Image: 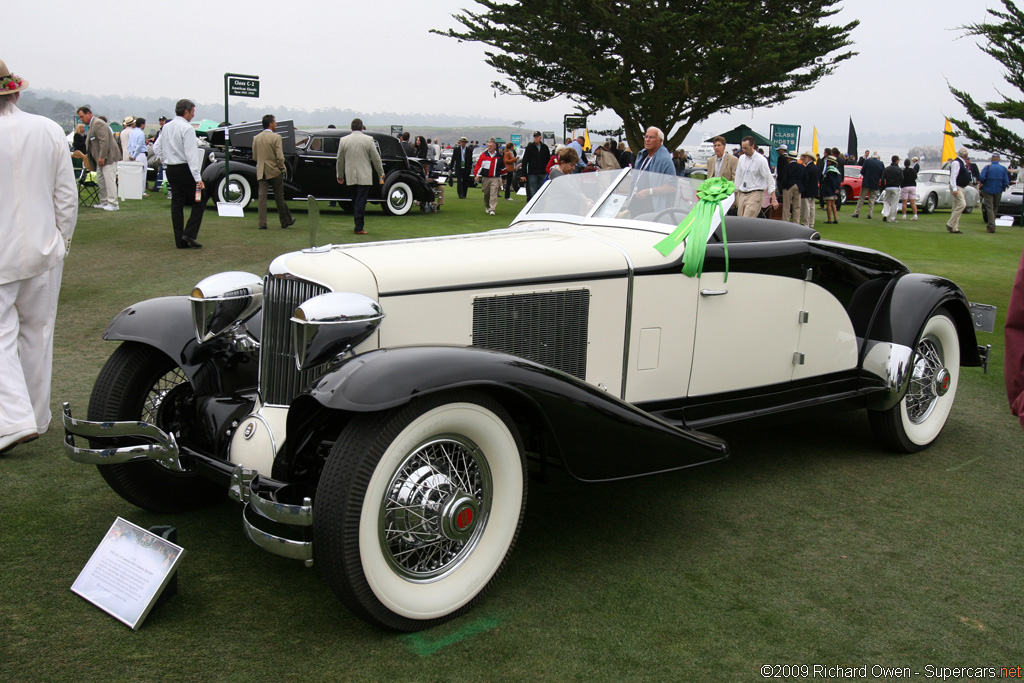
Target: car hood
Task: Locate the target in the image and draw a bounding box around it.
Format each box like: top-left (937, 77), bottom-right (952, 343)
top-left (269, 225), bottom-right (639, 297)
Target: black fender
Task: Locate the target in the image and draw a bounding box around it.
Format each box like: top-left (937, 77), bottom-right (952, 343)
top-left (102, 296), bottom-right (261, 396)
top-left (200, 160), bottom-right (258, 187)
top-left (385, 169), bottom-right (435, 202)
top-left (285, 346), bottom-right (729, 483)
top-left (865, 273), bottom-right (981, 366)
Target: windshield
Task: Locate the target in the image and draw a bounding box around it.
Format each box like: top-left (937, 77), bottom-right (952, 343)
top-left (522, 169), bottom-right (703, 228)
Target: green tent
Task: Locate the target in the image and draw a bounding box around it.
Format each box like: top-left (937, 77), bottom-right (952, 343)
top-left (194, 119), bottom-right (220, 133)
top-left (705, 124), bottom-right (772, 147)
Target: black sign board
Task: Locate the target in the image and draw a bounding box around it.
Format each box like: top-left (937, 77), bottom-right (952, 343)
top-left (228, 77), bottom-right (260, 98)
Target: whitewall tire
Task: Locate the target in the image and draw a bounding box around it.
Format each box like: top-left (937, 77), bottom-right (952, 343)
top-left (869, 311), bottom-right (960, 453)
top-left (314, 391), bottom-right (526, 631)
top-left (216, 173), bottom-right (253, 209)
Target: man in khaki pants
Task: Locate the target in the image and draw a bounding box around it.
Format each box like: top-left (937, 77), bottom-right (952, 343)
top-left (253, 114), bottom-right (294, 230)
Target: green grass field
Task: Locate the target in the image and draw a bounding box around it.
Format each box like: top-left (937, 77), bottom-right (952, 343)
top-left (2, 186), bottom-right (1022, 682)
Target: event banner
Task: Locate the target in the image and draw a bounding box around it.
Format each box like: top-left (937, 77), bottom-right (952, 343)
top-left (769, 124), bottom-right (801, 167)
top-left (71, 517), bottom-right (185, 630)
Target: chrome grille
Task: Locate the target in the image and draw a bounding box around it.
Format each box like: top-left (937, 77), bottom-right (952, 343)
top-left (472, 290), bottom-right (589, 380)
top-left (259, 276), bottom-right (329, 405)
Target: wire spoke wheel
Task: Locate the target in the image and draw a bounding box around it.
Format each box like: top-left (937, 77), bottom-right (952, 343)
top-left (869, 310), bottom-right (959, 453)
top-left (381, 437), bottom-right (491, 581)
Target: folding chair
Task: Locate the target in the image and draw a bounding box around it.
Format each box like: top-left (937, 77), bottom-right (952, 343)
top-left (77, 165), bottom-right (100, 207)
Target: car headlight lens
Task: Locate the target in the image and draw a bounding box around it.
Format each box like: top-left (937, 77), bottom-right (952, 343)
top-left (189, 271), bottom-right (264, 343)
top-left (290, 292), bottom-right (384, 370)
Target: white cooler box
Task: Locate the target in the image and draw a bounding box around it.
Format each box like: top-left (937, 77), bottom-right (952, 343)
top-left (116, 162), bottom-right (147, 200)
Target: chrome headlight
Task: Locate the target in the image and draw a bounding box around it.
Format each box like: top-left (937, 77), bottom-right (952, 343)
top-left (189, 271), bottom-right (264, 343)
top-left (290, 292), bottom-right (384, 370)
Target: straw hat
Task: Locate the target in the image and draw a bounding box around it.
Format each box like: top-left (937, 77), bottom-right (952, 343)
top-left (0, 58), bottom-right (28, 95)
top-left (123, 115), bottom-right (136, 127)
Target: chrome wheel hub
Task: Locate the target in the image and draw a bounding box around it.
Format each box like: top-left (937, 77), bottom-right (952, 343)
top-left (906, 336), bottom-right (946, 424)
top-left (380, 436), bottom-right (491, 581)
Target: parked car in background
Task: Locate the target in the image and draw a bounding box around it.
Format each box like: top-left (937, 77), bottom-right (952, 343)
top-left (840, 165), bottom-right (863, 205)
top-left (62, 168), bottom-right (985, 632)
top-left (981, 180), bottom-right (1023, 226)
top-left (916, 169), bottom-right (979, 214)
top-left (201, 122), bottom-right (436, 216)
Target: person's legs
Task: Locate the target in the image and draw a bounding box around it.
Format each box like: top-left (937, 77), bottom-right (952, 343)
top-left (97, 163), bottom-right (118, 207)
top-left (183, 182), bottom-right (206, 241)
top-left (865, 189), bottom-right (877, 218)
top-left (527, 174), bottom-right (543, 199)
top-left (0, 278), bottom-right (36, 449)
top-left (947, 189), bottom-right (966, 231)
top-left (271, 174), bottom-right (293, 227)
top-left (166, 165), bottom-right (189, 246)
top-left (258, 178), bottom-right (270, 228)
top-left (353, 184), bottom-right (370, 232)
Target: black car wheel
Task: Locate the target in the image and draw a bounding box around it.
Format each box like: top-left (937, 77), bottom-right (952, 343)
top-left (88, 342), bottom-right (224, 513)
top-left (868, 310), bottom-right (960, 453)
top-left (313, 390), bottom-right (526, 631)
top-left (381, 178), bottom-right (414, 216)
top-left (923, 193), bottom-right (938, 214)
top-left (216, 173), bottom-right (253, 209)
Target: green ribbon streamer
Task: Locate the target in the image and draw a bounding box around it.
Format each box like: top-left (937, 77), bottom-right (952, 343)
top-left (653, 177), bottom-right (733, 282)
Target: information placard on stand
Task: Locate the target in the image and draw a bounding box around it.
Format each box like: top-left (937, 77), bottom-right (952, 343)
top-left (71, 517), bottom-right (185, 630)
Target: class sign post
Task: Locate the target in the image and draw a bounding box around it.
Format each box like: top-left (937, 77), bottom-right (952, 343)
top-left (228, 76), bottom-right (260, 98)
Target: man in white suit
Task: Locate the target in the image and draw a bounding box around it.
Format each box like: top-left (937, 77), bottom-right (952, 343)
top-left (336, 118), bottom-right (384, 235)
top-left (0, 59), bottom-right (78, 454)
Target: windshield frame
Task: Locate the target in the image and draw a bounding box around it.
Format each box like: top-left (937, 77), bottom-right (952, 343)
top-left (510, 168), bottom-right (705, 234)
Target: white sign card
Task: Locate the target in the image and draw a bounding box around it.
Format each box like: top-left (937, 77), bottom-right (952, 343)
top-left (71, 517), bottom-right (185, 630)
top-left (216, 202), bottom-right (245, 218)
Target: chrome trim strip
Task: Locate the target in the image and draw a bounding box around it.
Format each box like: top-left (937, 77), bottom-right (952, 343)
top-left (862, 340), bottom-right (915, 410)
top-left (242, 504), bottom-right (313, 562)
top-left (62, 403), bottom-right (184, 471)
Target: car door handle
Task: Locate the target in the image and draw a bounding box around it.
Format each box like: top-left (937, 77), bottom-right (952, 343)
top-left (700, 289), bottom-right (728, 297)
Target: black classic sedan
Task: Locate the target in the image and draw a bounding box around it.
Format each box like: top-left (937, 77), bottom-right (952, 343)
top-left (201, 123), bottom-right (436, 216)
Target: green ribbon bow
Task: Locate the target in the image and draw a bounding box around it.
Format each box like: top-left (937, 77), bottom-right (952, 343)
top-left (653, 177), bottom-right (733, 281)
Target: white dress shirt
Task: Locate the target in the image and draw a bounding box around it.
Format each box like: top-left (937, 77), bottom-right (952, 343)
top-left (154, 116), bottom-right (202, 181)
top-left (0, 106), bottom-right (78, 284)
top-left (734, 152), bottom-right (776, 194)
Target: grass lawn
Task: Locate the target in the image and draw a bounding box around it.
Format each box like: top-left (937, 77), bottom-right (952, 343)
top-left (2, 186), bottom-right (1022, 682)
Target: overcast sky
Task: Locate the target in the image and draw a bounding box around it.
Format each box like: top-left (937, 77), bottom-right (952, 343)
top-left (6, 0), bottom-right (1013, 149)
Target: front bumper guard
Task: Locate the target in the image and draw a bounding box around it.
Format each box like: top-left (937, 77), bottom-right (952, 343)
top-left (231, 466), bottom-right (314, 566)
top-left (63, 402), bottom-right (314, 566)
top-left (61, 402), bottom-right (185, 472)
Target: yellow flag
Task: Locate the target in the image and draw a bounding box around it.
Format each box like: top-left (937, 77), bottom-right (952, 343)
top-left (812, 127), bottom-right (819, 157)
top-left (583, 129), bottom-right (592, 152)
top-left (942, 118), bottom-right (957, 163)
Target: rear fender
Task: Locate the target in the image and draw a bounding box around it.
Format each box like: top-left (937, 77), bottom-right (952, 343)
top-left (866, 274), bottom-right (981, 365)
top-left (284, 346), bottom-right (729, 483)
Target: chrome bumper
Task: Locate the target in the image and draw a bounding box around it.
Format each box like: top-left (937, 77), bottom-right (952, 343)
top-left (61, 402), bottom-right (185, 472)
top-left (64, 401), bottom-right (314, 566)
top-left (230, 465), bottom-right (314, 566)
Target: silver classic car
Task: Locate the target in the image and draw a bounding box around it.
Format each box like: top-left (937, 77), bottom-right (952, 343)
top-left (63, 169), bottom-right (984, 631)
top-left (916, 169), bottom-right (979, 214)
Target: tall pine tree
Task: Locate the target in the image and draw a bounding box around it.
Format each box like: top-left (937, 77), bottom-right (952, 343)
top-left (434, 0), bottom-right (857, 152)
top-left (949, 0), bottom-right (1024, 163)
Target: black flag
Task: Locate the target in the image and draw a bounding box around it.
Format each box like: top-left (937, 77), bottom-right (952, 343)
top-left (847, 118), bottom-right (858, 159)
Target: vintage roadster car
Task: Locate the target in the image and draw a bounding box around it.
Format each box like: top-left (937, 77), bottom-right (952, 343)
top-left (63, 169), bottom-right (984, 631)
top-left (201, 122), bottom-right (436, 216)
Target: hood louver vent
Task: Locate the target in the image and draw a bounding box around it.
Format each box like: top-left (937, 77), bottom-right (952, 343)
top-left (472, 289), bottom-right (589, 380)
